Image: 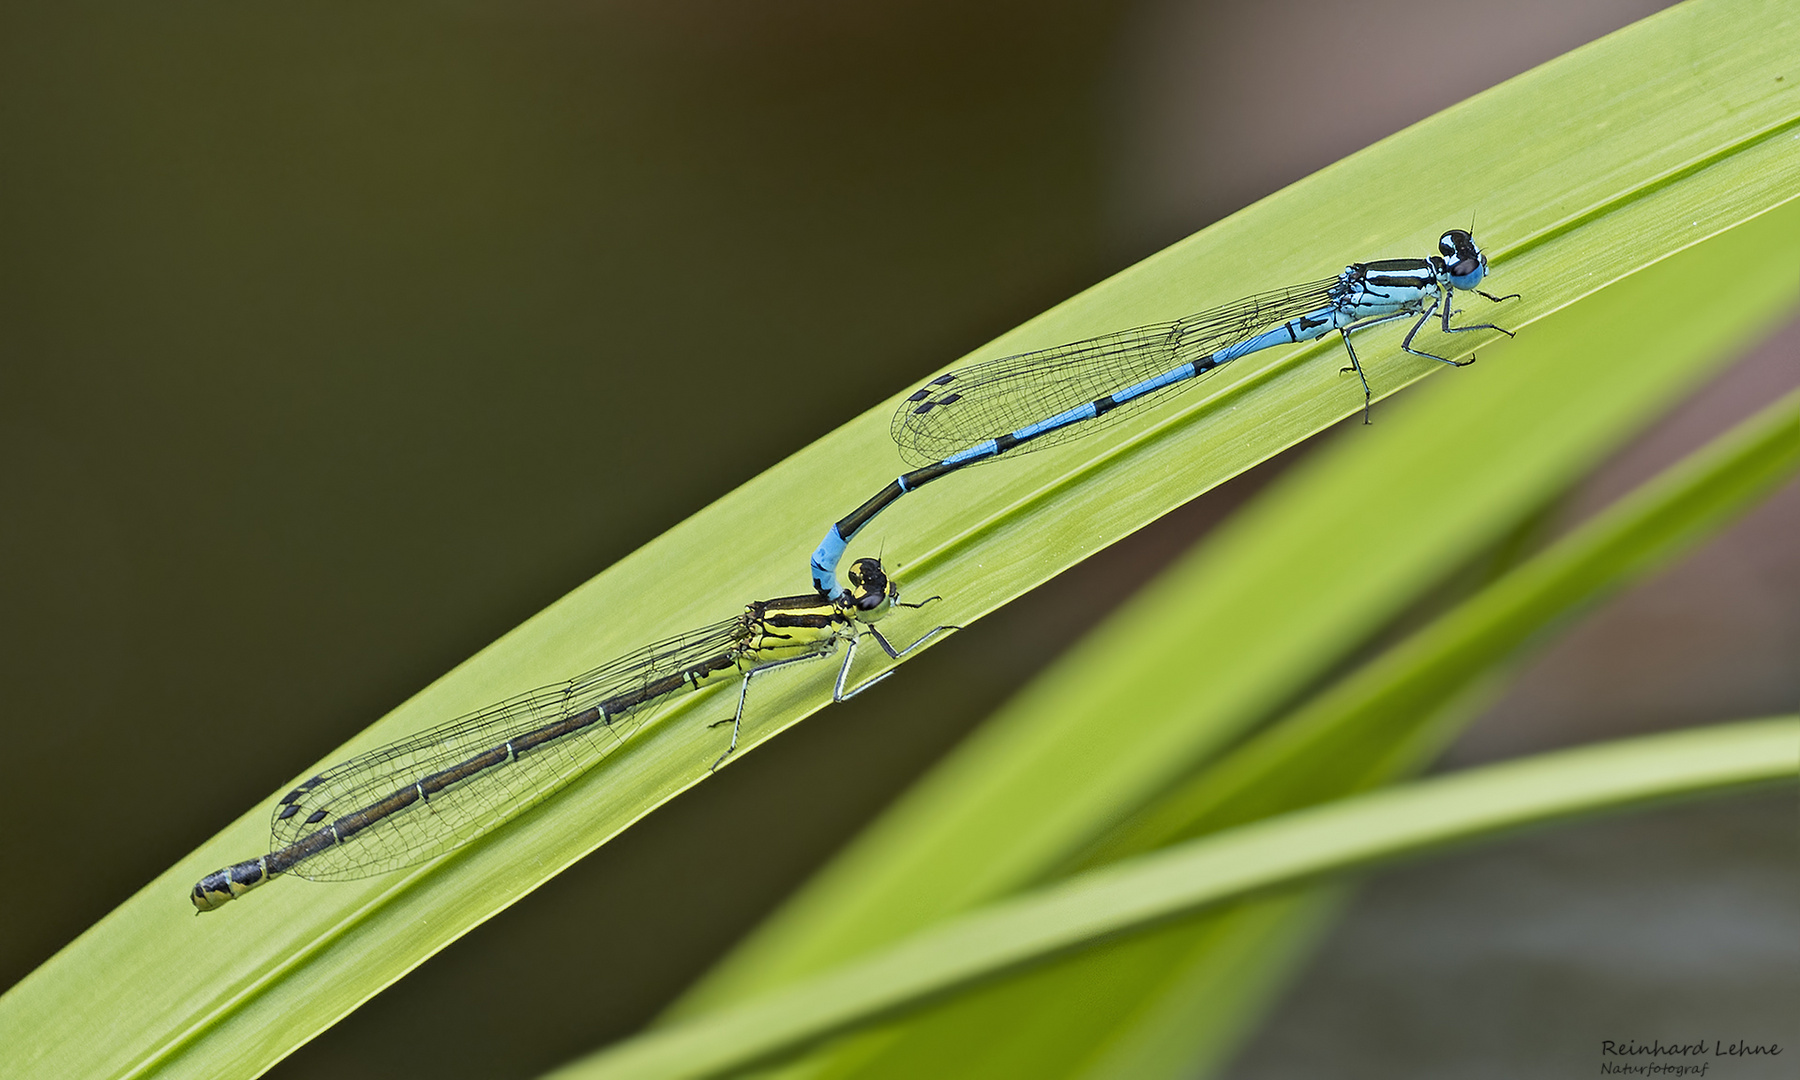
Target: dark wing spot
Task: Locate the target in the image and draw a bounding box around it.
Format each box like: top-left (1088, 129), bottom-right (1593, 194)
top-left (280, 780), bottom-right (320, 805)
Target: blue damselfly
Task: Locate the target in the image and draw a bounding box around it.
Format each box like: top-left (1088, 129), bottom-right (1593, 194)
top-left (810, 230), bottom-right (1518, 599)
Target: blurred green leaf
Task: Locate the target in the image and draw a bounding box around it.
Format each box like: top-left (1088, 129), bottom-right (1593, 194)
top-left (1099, 379), bottom-right (1800, 865)
top-left (556, 718), bottom-right (1799, 1080)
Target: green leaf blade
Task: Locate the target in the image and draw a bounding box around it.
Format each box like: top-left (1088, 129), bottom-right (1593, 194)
top-left (561, 719), bottom-right (1800, 1080)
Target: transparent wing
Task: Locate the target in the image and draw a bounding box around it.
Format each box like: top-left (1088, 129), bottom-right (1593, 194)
top-left (892, 277), bottom-right (1339, 467)
top-left (268, 615), bottom-right (748, 881)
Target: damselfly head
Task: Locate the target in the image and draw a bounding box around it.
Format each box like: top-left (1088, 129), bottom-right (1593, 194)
top-left (843, 557), bottom-right (898, 619)
top-left (1438, 229), bottom-right (1488, 290)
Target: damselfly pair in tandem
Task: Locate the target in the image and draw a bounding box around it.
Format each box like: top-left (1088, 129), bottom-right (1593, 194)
top-left (194, 229), bottom-right (1514, 909)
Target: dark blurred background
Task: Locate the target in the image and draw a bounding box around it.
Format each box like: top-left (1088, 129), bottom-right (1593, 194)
top-left (3, 2), bottom-right (1793, 1077)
